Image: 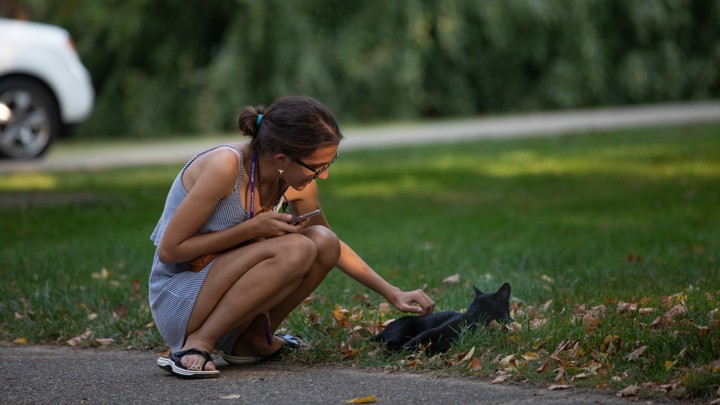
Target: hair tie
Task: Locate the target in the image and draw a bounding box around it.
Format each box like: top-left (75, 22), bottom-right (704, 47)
top-left (256, 114), bottom-right (263, 127)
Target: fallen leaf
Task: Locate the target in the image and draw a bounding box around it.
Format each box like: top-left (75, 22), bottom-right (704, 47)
top-left (220, 394), bottom-right (242, 399)
top-left (92, 267), bottom-right (110, 280)
top-left (459, 346), bottom-right (476, 364)
top-left (663, 304), bottom-right (686, 321)
top-left (625, 345), bottom-right (648, 361)
top-left (378, 302), bottom-right (391, 314)
top-left (94, 338), bottom-right (115, 346)
top-left (541, 274), bottom-right (554, 283)
top-left (664, 360), bottom-right (677, 371)
top-left (548, 384), bottom-right (571, 391)
top-left (14, 312), bottom-right (23, 320)
top-left (468, 357), bottom-right (482, 371)
top-left (491, 375), bottom-right (509, 384)
top-left (536, 362), bottom-right (551, 373)
top-left (332, 305), bottom-right (352, 328)
top-left (66, 330), bottom-right (92, 347)
top-left (555, 367), bottom-right (566, 383)
top-left (522, 351), bottom-right (540, 361)
top-left (617, 384), bottom-right (641, 397)
top-left (442, 274), bottom-right (460, 284)
top-left (13, 338), bottom-right (28, 345)
top-left (345, 395), bottom-right (377, 404)
top-left (499, 354), bottom-right (516, 367)
top-left (572, 372), bottom-right (594, 381)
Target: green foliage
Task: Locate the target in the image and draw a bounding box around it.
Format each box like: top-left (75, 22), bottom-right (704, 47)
top-left (15, 0), bottom-right (720, 137)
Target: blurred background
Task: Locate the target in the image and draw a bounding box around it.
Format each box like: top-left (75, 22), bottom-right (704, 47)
top-left (3, 0), bottom-right (719, 140)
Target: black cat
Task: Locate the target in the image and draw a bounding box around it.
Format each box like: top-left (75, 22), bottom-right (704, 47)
top-left (374, 282), bottom-right (512, 355)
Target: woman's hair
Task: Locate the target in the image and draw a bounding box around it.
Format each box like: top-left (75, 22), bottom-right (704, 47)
top-left (237, 95), bottom-right (343, 159)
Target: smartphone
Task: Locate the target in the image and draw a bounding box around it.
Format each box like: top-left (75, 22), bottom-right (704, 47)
top-left (288, 209), bottom-right (321, 224)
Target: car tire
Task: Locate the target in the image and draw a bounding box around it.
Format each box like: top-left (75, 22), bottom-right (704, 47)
top-left (0, 77), bottom-right (60, 159)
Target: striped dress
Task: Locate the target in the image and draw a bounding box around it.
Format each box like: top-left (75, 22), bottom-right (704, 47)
top-left (148, 145), bottom-right (248, 352)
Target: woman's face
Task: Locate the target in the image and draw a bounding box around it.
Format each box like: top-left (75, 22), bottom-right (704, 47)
top-left (283, 145), bottom-right (339, 190)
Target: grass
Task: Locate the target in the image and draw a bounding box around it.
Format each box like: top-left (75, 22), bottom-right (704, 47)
top-left (1, 122), bottom-right (719, 401)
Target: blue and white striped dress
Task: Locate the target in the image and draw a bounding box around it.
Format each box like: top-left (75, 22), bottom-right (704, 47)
top-left (148, 145), bottom-right (248, 352)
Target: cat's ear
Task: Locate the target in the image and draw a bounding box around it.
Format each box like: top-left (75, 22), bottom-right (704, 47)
top-left (495, 282), bottom-right (511, 302)
top-left (473, 286), bottom-right (483, 295)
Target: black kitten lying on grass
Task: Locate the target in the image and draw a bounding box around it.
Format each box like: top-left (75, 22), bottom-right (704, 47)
top-left (374, 282), bottom-right (512, 355)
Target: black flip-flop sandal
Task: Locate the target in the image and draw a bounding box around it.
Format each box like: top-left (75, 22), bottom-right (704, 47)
top-left (157, 348), bottom-right (220, 378)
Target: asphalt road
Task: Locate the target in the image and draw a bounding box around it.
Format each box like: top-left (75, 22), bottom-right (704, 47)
top-left (1, 345), bottom-right (643, 405)
top-left (1, 101), bottom-right (720, 173)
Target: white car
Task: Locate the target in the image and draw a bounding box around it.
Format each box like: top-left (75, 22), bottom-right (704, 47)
top-left (0, 18), bottom-right (94, 159)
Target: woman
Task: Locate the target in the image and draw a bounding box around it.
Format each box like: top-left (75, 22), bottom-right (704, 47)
top-left (150, 95), bottom-right (435, 378)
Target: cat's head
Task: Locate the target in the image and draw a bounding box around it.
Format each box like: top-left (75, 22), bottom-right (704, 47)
top-left (467, 282), bottom-right (512, 324)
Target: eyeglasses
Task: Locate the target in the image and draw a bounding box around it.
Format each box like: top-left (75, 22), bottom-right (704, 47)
top-left (293, 152), bottom-right (339, 179)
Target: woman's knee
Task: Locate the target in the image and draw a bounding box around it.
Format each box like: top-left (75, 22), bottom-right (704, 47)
top-left (302, 225), bottom-right (341, 268)
top-left (276, 233), bottom-right (318, 271)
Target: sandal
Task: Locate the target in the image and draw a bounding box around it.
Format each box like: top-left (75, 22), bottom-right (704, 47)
top-left (157, 348), bottom-right (220, 378)
top-left (221, 333), bottom-right (305, 365)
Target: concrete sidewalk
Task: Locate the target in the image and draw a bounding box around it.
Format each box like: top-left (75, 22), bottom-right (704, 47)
top-left (1, 345), bottom-right (641, 405)
top-left (1, 101), bottom-right (719, 173)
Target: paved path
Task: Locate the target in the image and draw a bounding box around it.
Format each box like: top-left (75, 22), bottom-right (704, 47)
top-left (1, 101), bottom-right (719, 173)
top-left (1, 345), bottom-right (642, 405)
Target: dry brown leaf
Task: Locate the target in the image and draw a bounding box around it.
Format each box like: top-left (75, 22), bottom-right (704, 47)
top-left (345, 395), bottom-right (377, 404)
top-left (617, 384), bottom-right (641, 397)
top-left (499, 354), bottom-right (516, 367)
top-left (536, 362), bottom-right (552, 373)
top-left (548, 384), bottom-right (571, 391)
top-left (66, 330), bottom-right (92, 347)
top-left (332, 305), bottom-right (352, 328)
top-left (541, 274), bottom-right (554, 283)
top-left (572, 372), bottom-right (594, 381)
top-left (442, 274), bottom-right (460, 284)
top-left (94, 338), bottom-right (115, 346)
top-left (663, 304), bottom-right (686, 320)
top-left (541, 300), bottom-right (553, 311)
top-left (220, 394), bottom-right (242, 399)
top-left (14, 312), bottom-right (23, 320)
top-left (522, 351), bottom-right (540, 361)
top-left (92, 267), bottom-right (110, 280)
top-left (555, 367), bottom-right (566, 383)
top-left (468, 357), bottom-right (482, 371)
top-left (491, 375), bottom-right (509, 384)
top-left (12, 337), bottom-right (28, 345)
top-left (582, 312), bottom-right (600, 332)
top-left (638, 307), bottom-right (655, 315)
top-left (459, 346), bottom-right (476, 364)
top-left (378, 302), bottom-right (391, 314)
top-left (625, 345), bottom-right (648, 361)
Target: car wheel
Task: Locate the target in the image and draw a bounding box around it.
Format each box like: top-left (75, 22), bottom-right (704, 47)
top-left (0, 77), bottom-right (60, 159)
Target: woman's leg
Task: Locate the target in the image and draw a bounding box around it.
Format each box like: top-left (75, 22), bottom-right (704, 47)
top-left (178, 226), bottom-right (340, 371)
top-left (230, 225), bottom-right (341, 356)
top-left (178, 233), bottom-right (318, 371)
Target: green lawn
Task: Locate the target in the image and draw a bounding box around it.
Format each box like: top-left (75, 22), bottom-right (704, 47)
top-left (1, 123), bottom-right (718, 401)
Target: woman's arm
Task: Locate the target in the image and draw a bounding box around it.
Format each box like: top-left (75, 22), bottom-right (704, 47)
top-left (286, 180), bottom-right (435, 314)
top-left (158, 151), bottom-right (295, 264)
top-left (336, 241), bottom-right (435, 314)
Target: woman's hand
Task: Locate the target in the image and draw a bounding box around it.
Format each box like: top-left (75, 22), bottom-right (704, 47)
top-left (248, 211), bottom-right (304, 239)
top-left (390, 289), bottom-right (435, 315)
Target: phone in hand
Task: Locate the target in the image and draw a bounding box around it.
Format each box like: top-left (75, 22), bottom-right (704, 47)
top-left (288, 209), bottom-right (321, 225)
